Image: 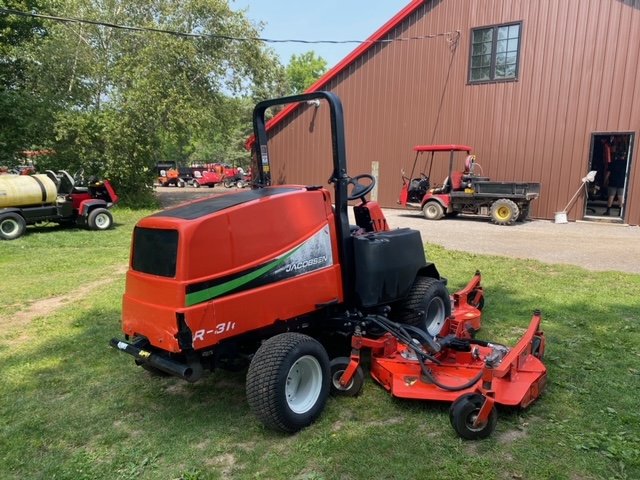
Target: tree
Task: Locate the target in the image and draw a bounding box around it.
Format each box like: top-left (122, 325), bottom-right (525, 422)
top-left (0, 0), bottom-right (51, 165)
top-left (12, 0), bottom-right (286, 204)
top-left (285, 51), bottom-right (328, 94)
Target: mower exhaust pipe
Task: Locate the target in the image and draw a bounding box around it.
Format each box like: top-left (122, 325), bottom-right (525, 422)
top-left (110, 338), bottom-right (196, 381)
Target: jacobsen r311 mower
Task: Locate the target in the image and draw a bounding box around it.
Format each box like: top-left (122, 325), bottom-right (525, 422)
top-left (111, 92), bottom-right (547, 439)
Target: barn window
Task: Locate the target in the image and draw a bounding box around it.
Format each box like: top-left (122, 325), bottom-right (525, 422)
top-left (469, 22), bottom-right (521, 83)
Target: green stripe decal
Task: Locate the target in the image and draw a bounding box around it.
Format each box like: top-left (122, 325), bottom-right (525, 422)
top-left (185, 248), bottom-right (298, 306)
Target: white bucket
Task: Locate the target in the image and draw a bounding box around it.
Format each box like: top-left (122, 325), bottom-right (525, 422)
top-left (554, 211), bottom-right (568, 224)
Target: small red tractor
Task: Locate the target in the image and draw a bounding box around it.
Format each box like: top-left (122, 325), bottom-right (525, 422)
top-left (190, 164), bottom-right (246, 188)
top-left (157, 167), bottom-right (186, 188)
top-left (399, 145), bottom-right (541, 225)
top-left (111, 93), bottom-right (546, 438)
top-left (0, 170), bottom-right (118, 240)
top-left (190, 170), bottom-right (222, 188)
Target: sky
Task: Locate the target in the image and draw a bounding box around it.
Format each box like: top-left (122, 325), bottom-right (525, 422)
top-left (230, 0), bottom-right (411, 68)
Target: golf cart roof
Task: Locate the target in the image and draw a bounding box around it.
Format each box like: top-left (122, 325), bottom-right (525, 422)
top-left (413, 145), bottom-right (472, 153)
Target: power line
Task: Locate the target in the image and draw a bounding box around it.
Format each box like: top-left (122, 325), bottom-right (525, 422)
top-left (0, 7), bottom-right (460, 45)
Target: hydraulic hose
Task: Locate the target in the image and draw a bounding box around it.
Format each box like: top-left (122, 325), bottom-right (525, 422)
top-left (368, 316), bottom-right (441, 364)
top-left (417, 357), bottom-right (484, 391)
top-left (368, 315), bottom-right (484, 391)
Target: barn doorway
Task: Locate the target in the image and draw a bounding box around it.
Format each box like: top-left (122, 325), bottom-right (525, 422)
top-left (585, 132), bottom-right (634, 220)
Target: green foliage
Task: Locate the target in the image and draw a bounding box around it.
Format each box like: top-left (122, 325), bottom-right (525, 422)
top-left (0, 0), bottom-right (52, 164)
top-left (1, 0), bottom-right (287, 204)
top-left (286, 51), bottom-right (328, 94)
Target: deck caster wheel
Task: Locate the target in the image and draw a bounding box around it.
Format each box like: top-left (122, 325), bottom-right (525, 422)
top-left (450, 393), bottom-right (497, 440)
top-left (246, 333), bottom-right (330, 433)
top-left (532, 336), bottom-right (544, 360)
top-left (467, 290), bottom-right (485, 311)
top-left (329, 357), bottom-right (364, 397)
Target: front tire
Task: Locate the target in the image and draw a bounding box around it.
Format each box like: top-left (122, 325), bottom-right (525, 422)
top-left (87, 208), bottom-right (113, 231)
top-left (246, 333), bottom-right (330, 433)
top-left (393, 277), bottom-right (451, 336)
top-left (422, 201), bottom-right (445, 220)
top-left (0, 213), bottom-right (26, 240)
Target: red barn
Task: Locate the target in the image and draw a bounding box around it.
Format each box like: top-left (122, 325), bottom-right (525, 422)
top-left (254, 0), bottom-right (640, 224)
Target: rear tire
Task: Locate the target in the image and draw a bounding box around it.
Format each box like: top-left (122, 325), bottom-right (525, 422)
top-left (490, 199), bottom-right (519, 226)
top-left (0, 213), bottom-right (26, 240)
top-left (422, 201), bottom-right (445, 220)
top-left (87, 208), bottom-right (113, 231)
top-left (393, 277), bottom-right (451, 336)
top-left (192, 180), bottom-right (201, 188)
top-left (246, 333), bottom-right (330, 433)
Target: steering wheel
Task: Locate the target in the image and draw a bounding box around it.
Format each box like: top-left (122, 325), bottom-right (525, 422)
top-left (73, 168), bottom-right (86, 186)
top-left (347, 174), bottom-right (376, 201)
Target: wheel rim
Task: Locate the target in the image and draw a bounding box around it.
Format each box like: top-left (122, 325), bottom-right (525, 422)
top-left (465, 408), bottom-right (485, 432)
top-left (95, 213), bottom-right (109, 229)
top-left (424, 203), bottom-right (442, 219)
top-left (425, 296), bottom-right (446, 336)
top-left (496, 206), bottom-right (511, 220)
top-left (286, 355), bottom-right (323, 414)
top-left (331, 369), bottom-right (353, 391)
top-left (1, 219), bottom-right (18, 236)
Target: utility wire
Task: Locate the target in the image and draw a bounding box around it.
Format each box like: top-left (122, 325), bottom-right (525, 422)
top-left (0, 7), bottom-right (460, 45)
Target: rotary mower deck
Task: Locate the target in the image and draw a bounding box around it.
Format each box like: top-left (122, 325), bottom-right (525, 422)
top-left (332, 275), bottom-right (547, 439)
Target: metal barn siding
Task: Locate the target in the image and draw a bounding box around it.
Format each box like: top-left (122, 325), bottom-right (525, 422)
top-left (264, 0), bottom-right (640, 224)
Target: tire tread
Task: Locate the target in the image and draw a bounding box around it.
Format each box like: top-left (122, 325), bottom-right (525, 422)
top-left (246, 333), bottom-right (328, 432)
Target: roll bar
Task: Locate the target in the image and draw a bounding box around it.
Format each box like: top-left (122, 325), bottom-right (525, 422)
top-left (252, 91), bottom-right (353, 302)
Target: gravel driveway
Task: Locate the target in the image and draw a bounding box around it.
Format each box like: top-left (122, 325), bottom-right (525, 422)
top-left (156, 187), bottom-right (640, 274)
top-left (383, 210), bottom-right (640, 274)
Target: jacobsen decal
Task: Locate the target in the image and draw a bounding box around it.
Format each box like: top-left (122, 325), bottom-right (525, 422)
top-left (185, 225), bottom-right (333, 306)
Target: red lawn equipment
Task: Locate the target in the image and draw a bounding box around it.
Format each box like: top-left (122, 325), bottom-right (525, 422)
top-left (190, 170), bottom-right (223, 188)
top-left (110, 92), bottom-right (546, 438)
top-left (0, 170), bottom-right (118, 240)
top-left (332, 305), bottom-right (546, 439)
top-left (399, 145), bottom-right (541, 225)
top-left (157, 167), bottom-right (186, 188)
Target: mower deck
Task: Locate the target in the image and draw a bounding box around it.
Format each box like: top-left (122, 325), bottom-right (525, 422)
top-left (370, 313), bottom-right (546, 406)
top-left (334, 274), bottom-right (547, 439)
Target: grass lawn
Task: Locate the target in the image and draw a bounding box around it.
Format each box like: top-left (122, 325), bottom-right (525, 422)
top-left (0, 208), bottom-right (638, 479)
